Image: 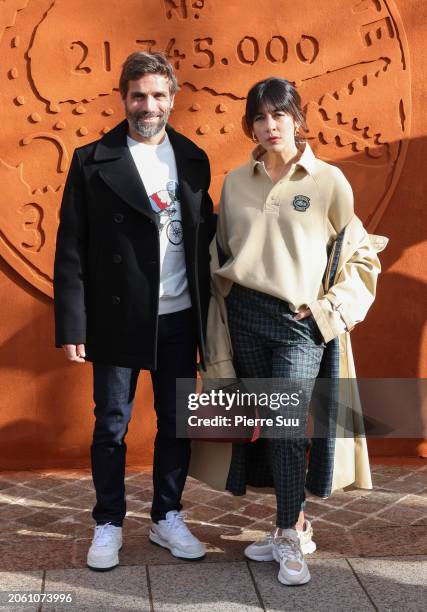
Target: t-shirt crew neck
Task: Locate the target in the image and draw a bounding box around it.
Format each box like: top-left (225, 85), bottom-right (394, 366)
top-left (127, 133), bottom-right (191, 315)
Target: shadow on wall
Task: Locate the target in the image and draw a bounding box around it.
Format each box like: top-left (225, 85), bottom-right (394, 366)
top-left (0, 135), bottom-right (426, 467)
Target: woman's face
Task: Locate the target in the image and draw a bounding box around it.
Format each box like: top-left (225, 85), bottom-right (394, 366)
top-left (251, 105), bottom-right (298, 153)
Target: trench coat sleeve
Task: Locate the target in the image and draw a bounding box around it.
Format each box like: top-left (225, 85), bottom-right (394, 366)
top-left (309, 220), bottom-right (386, 343)
top-left (53, 150), bottom-right (88, 347)
top-left (200, 238), bottom-right (236, 380)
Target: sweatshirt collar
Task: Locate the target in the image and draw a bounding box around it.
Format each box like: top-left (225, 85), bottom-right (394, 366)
top-left (250, 141), bottom-right (317, 176)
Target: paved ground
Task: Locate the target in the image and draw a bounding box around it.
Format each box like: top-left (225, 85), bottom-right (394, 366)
top-left (0, 458), bottom-right (426, 611)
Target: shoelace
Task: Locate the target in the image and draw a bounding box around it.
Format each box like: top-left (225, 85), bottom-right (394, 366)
top-left (274, 535), bottom-right (303, 563)
top-left (93, 523), bottom-right (118, 547)
top-left (164, 512), bottom-right (192, 538)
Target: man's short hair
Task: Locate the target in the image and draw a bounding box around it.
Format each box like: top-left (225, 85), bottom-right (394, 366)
top-left (119, 51), bottom-right (178, 99)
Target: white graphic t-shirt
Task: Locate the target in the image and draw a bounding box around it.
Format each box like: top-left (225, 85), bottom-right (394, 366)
top-left (127, 134), bottom-right (191, 315)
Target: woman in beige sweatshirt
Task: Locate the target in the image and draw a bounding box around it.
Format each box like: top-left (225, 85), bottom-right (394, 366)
top-left (212, 77), bottom-right (380, 587)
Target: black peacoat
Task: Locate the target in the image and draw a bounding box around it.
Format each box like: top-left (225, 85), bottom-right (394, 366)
top-left (54, 120), bottom-right (216, 370)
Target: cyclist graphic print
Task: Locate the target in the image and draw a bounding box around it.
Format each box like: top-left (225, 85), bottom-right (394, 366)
top-left (149, 180), bottom-right (184, 247)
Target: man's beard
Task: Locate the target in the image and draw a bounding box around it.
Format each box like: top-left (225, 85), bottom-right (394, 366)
top-left (127, 109), bottom-right (171, 138)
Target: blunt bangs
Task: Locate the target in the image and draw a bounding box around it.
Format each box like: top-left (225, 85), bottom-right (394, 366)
top-left (244, 78), bottom-right (307, 138)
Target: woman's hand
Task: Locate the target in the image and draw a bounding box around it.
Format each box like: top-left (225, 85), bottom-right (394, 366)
top-left (293, 307), bottom-right (312, 321)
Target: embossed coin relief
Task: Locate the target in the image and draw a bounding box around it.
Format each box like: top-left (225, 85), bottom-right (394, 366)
top-left (0, 0), bottom-right (410, 296)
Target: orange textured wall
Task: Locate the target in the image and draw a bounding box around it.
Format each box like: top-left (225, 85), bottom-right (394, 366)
top-left (0, 0), bottom-right (426, 468)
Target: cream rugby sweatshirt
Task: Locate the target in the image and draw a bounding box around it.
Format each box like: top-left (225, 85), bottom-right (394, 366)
top-left (215, 142), bottom-right (354, 314)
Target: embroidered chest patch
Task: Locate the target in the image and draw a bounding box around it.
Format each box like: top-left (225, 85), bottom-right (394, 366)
top-left (292, 194), bottom-right (311, 212)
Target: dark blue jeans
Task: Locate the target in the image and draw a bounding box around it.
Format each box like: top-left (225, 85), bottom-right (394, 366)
top-left (91, 308), bottom-right (197, 526)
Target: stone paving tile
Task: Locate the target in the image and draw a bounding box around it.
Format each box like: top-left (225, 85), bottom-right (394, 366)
top-left (378, 481), bottom-right (427, 496)
top-left (355, 526), bottom-right (427, 557)
top-left (193, 525), bottom-right (254, 563)
top-left (348, 556), bottom-right (427, 612)
top-left (149, 561), bottom-right (261, 611)
top-left (0, 485), bottom-right (39, 503)
top-left (242, 503), bottom-right (277, 521)
top-left (250, 557), bottom-right (374, 611)
top-left (49, 482), bottom-right (93, 498)
top-left (0, 571), bottom-right (43, 611)
top-left (304, 500), bottom-right (332, 518)
top-left (376, 503), bottom-right (426, 525)
top-left (213, 513), bottom-right (255, 528)
top-left (0, 537), bottom-right (74, 571)
top-left (0, 504), bottom-right (38, 521)
top-left (0, 471), bottom-right (39, 484)
top-left (122, 517), bottom-right (151, 535)
top-left (378, 475), bottom-right (427, 495)
top-left (315, 488), bottom-right (366, 507)
top-left (24, 491), bottom-right (67, 506)
top-left (43, 567), bottom-right (150, 611)
top-left (371, 474), bottom-right (401, 488)
top-left (34, 519), bottom-right (94, 539)
top-left (372, 466), bottom-right (414, 476)
top-left (22, 477), bottom-right (70, 492)
top-left (344, 496), bottom-right (401, 516)
top-left (184, 487), bottom-right (220, 504)
top-left (350, 516), bottom-right (394, 530)
top-left (247, 520), bottom-right (275, 533)
top-left (18, 509), bottom-right (78, 529)
top-left (308, 524), bottom-right (357, 557)
top-left (208, 494), bottom-right (248, 512)
top-left (187, 504), bottom-right (226, 523)
top-left (0, 479), bottom-right (16, 491)
top-left (402, 493), bottom-right (427, 509)
top-left (126, 483), bottom-right (153, 501)
top-left (0, 462), bottom-right (426, 575)
top-left (318, 508), bottom-right (366, 527)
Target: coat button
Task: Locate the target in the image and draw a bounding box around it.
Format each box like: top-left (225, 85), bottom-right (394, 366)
top-left (113, 254), bottom-right (122, 264)
top-left (114, 213), bottom-right (124, 223)
top-left (112, 295), bottom-right (121, 305)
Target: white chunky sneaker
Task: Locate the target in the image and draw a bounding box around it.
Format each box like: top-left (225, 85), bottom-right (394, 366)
top-left (87, 523), bottom-right (123, 571)
top-left (149, 510), bottom-right (205, 560)
top-left (273, 529), bottom-right (311, 586)
top-left (244, 519), bottom-right (316, 561)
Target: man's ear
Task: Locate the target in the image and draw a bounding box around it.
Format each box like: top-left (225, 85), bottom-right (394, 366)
top-left (170, 94), bottom-right (175, 109)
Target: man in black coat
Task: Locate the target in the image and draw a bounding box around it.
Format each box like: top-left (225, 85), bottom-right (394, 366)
top-left (54, 52), bottom-right (216, 570)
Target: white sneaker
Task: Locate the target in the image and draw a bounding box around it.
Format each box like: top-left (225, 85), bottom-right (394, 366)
top-left (87, 523), bottom-right (123, 571)
top-left (149, 510), bottom-right (205, 560)
top-left (273, 529), bottom-right (311, 586)
top-left (244, 519), bottom-right (316, 561)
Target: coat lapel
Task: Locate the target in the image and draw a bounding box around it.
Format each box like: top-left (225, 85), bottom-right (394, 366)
top-left (166, 126), bottom-right (204, 228)
top-left (94, 120), bottom-right (157, 222)
top-left (94, 121), bottom-right (205, 226)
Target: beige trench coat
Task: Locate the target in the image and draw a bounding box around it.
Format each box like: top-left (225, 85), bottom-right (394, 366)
top-left (189, 215), bottom-right (388, 495)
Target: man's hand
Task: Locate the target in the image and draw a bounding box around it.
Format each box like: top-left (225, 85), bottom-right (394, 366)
top-left (293, 307), bottom-right (312, 321)
top-left (62, 344), bottom-right (86, 363)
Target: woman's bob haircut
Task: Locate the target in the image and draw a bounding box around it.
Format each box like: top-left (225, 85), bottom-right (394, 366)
top-left (244, 77), bottom-right (307, 144)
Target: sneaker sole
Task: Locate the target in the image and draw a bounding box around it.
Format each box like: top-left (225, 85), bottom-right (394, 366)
top-left (278, 568), bottom-right (311, 586)
top-left (87, 546), bottom-right (122, 572)
top-left (149, 532), bottom-right (205, 561)
top-left (87, 562), bottom-right (119, 572)
top-left (247, 539), bottom-right (316, 562)
top-left (244, 550), bottom-right (275, 562)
